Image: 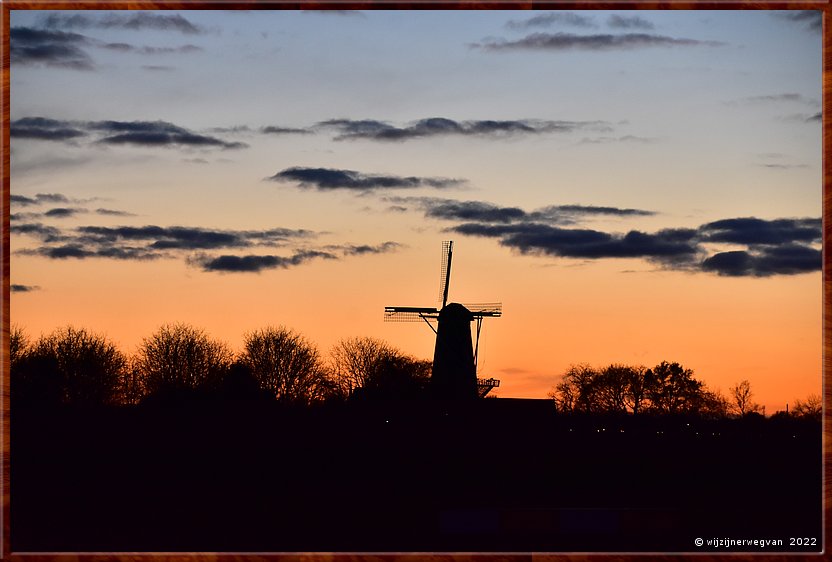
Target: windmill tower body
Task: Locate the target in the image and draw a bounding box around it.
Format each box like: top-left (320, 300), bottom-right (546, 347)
top-left (432, 303), bottom-right (477, 400)
top-left (385, 241), bottom-right (502, 400)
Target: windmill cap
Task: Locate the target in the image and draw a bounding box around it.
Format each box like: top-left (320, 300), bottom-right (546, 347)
top-left (439, 302), bottom-right (473, 320)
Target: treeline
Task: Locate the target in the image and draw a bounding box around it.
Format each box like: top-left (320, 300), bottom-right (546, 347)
top-left (549, 362), bottom-right (821, 421)
top-left (10, 324), bottom-right (430, 407)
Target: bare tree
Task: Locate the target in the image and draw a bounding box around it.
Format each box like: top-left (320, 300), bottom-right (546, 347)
top-left (136, 323), bottom-right (233, 397)
top-left (623, 365), bottom-right (649, 415)
top-left (329, 336), bottom-right (396, 397)
top-left (594, 364), bottom-right (631, 413)
top-left (241, 326), bottom-right (333, 404)
top-left (729, 380), bottom-right (760, 416)
top-left (792, 394), bottom-right (821, 421)
top-left (10, 324), bottom-right (29, 372)
top-left (16, 326), bottom-right (127, 405)
top-left (550, 364), bottom-right (598, 413)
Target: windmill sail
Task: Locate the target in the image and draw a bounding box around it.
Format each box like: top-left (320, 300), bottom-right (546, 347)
top-left (462, 303), bottom-right (503, 317)
top-left (438, 240), bottom-right (453, 308)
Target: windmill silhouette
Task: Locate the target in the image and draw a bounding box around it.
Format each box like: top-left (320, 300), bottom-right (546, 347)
top-left (385, 241), bottom-right (502, 399)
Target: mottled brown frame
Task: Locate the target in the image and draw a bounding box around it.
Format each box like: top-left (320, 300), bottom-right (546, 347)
top-left (0, 1), bottom-right (828, 560)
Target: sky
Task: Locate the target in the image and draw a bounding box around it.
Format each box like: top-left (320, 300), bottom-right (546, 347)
top-left (8, 9), bottom-right (823, 413)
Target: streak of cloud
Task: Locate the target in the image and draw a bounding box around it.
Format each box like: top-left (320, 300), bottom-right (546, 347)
top-left (505, 12), bottom-right (597, 30)
top-left (10, 27), bottom-right (94, 70)
top-left (319, 117), bottom-right (611, 141)
top-left (194, 250), bottom-right (337, 273)
top-left (268, 167), bottom-right (464, 192)
top-left (40, 12), bottom-right (206, 34)
top-left (607, 15), bottom-right (655, 30)
top-left (773, 10), bottom-right (822, 34)
top-left (473, 32), bottom-right (725, 52)
top-left (11, 284), bottom-right (41, 292)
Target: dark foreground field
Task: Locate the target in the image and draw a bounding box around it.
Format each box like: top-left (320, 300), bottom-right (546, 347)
top-left (12, 398), bottom-right (822, 553)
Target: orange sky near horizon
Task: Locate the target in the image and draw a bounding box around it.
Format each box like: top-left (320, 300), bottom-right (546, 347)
top-left (7, 9), bottom-right (823, 415)
top-left (11, 235), bottom-right (820, 414)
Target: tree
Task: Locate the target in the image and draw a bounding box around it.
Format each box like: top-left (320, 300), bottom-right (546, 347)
top-left (692, 388), bottom-right (730, 419)
top-left (136, 323), bottom-right (232, 398)
top-left (550, 364), bottom-right (598, 413)
top-left (359, 354), bottom-right (431, 400)
top-left (10, 324), bottom-right (29, 372)
top-left (593, 364), bottom-right (632, 413)
top-left (645, 361), bottom-right (703, 414)
top-left (14, 326), bottom-right (127, 405)
top-left (623, 365), bottom-right (649, 415)
top-left (729, 380), bottom-right (761, 416)
top-left (241, 326), bottom-right (333, 404)
top-left (792, 394), bottom-right (821, 421)
top-left (329, 336), bottom-right (396, 397)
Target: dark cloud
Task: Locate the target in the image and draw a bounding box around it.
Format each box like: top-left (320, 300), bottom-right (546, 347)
top-left (19, 244), bottom-right (159, 260)
top-left (773, 10), bottom-right (822, 33)
top-left (142, 65), bottom-right (175, 72)
top-left (11, 284), bottom-right (40, 292)
top-left (607, 15), bottom-right (655, 30)
top-left (332, 242), bottom-right (401, 256)
top-left (474, 32), bottom-right (724, 52)
top-left (10, 222), bottom-right (64, 241)
top-left (41, 12), bottom-right (205, 34)
top-left (44, 207), bottom-right (87, 218)
top-left (10, 27), bottom-right (94, 70)
top-left (76, 225), bottom-right (312, 250)
top-left (702, 245), bottom-right (821, 277)
top-left (699, 217), bottom-right (820, 246)
top-left (399, 197), bottom-right (655, 225)
top-left (35, 193), bottom-right (72, 204)
top-left (268, 167), bottom-right (463, 192)
top-left (319, 117), bottom-right (610, 141)
top-left (423, 200), bottom-right (527, 223)
top-left (505, 12), bottom-right (597, 30)
top-left (196, 250), bottom-right (337, 273)
top-left (10, 195), bottom-right (38, 206)
top-left (14, 222), bottom-right (320, 269)
top-left (96, 208), bottom-right (136, 217)
top-left (807, 112), bottom-right (822, 122)
top-left (92, 120), bottom-right (247, 149)
top-left (419, 197), bottom-right (819, 277)
top-left (537, 204), bottom-right (655, 219)
top-left (453, 222), bottom-right (700, 262)
top-left (261, 126), bottom-right (313, 135)
top-left (100, 42), bottom-right (202, 55)
top-left (12, 117), bottom-right (246, 150)
top-left (11, 117), bottom-right (87, 141)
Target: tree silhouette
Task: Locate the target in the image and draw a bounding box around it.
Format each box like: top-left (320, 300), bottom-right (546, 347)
top-left (593, 364), bottom-right (632, 413)
top-left (550, 361), bottom-right (725, 417)
top-left (623, 365), bottom-right (649, 415)
top-left (329, 336), bottom-right (396, 397)
top-left (136, 323), bottom-right (232, 398)
top-left (360, 354), bottom-right (431, 400)
top-left (241, 326), bottom-right (334, 404)
top-left (550, 364), bottom-right (597, 413)
top-left (729, 380), bottom-right (761, 416)
top-left (14, 326), bottom-right (127, 405)
top-left (792, 394), bottom-right (821, 421)
top-left (645, 361), bottom-right (702, 414)
top-left (10, 324), bottom-right (29, 372)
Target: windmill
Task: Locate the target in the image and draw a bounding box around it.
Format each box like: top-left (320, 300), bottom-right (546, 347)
top-left (384, 241), bottom-right (502, 399)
